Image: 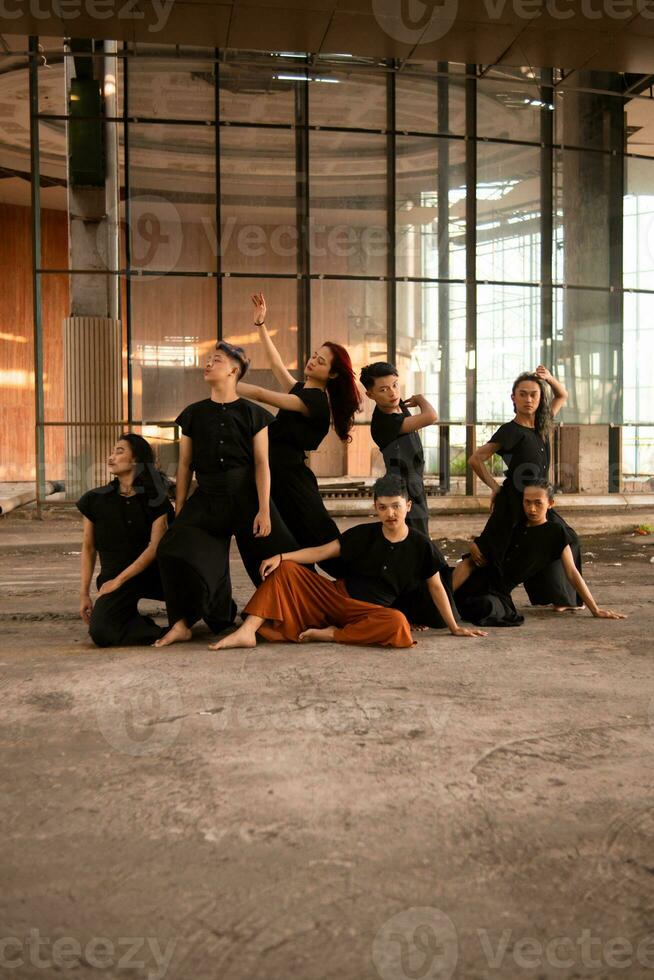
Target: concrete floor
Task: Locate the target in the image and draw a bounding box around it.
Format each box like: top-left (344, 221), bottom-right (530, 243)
top-left (1, 508), bottom-right (654, 980)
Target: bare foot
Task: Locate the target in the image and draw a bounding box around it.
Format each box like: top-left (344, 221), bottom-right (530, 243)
top-left (209, 624), bottom-right (258, 650)
top-left (153, 620), bottom-right (192, 647)
top-left (552, 604), bottom-right (586, 613)
top-left (299, 627), bottom-right (335, 643)
top-left (411, 623), bottom-right (429, 632)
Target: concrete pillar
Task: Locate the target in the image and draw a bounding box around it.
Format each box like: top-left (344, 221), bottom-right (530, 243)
top-left (557, 425), bottom-right (610, 493)
top-left (64, 42), bottom-right (123, 496)
top-left (64, 316), bottom-right (122, 498)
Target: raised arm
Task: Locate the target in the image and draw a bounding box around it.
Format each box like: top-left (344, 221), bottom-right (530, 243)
top-left (79, 517), bottom-right (97, 623)
top-left (252, 292), bottom-right (296, 391)
top-left (560, 546), bottom-right (626, 619)
top-left (426, 572), bottom-right (487, 637)
top-left (260, 539), bottom-right (341, 579)
top-left (535, 365), bottom-right (568, 418)
top-left (175, 434), bottom-right (193, 514)
top-left (97, 513), bottom-right (169, 598)
top-left (398, 394), bottom-right (439, 435)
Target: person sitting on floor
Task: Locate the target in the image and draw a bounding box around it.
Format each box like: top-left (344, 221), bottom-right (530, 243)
top-left (452, 479), bottom-right (626, 627)
top-left (209, 475), bottom-right (487, 651)
top-left (78, 433), bottom-right (173, 647)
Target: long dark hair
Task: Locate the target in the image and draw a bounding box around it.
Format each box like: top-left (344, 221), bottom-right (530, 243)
top-left (322, 341), bottom-right (362, 442)
top-left (118, 432), bottom-right (171, 506)
top-left (511, 373), bottom-right (552, 440)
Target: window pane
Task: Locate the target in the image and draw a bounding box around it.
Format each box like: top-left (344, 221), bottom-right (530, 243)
top-left (477, 143), bottom-right (541, 283)
top-left (624, 156), bottom-right (654, 291)
top-left (396, 281), bottom-right (466, 426)
top-left (396, 63), bottom-right (465, 136)
top-left (477, 74), bottom-right (544, 143)
top-left (221, 126), bottom-right (297, 275)
top-left (219, 56), bottom-right (295, 125)
top-left (130, 275), bottom-right (217, 423)
top-left (623, 292), bottom-right (654, 424)
top-left (622, 426), bottom-right (654, 491)
top-left (128, 124), bottom-right (216, 273)
top-left (222, 277), bottom-right (298, 390)
top-left (310, 131), bottom-right (387, 278)
top-left (396, 136), bottom-right (466, 280)
top-left (553, 286), bottom-right (619, 424)
top-left (309, 67), bottom-right (386, 130)
top-left (477, 284), bottom-right (541, 423)
top-left (128, 57), bottom-right (215, 120)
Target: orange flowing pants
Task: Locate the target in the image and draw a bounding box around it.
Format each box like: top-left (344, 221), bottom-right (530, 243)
top-left (244, 561), bottom-right (414, 648)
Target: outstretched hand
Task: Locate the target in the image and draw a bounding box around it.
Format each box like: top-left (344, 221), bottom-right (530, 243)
top-left (252, 292), bottom-right (267, 326)
top-left (593, 608), bottom-right (627, 620)
top-left (451, 626), bottom-right (488, 638)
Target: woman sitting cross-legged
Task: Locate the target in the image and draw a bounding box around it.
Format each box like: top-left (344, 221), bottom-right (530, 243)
top-left (209, 475), bottom-right (486, 651)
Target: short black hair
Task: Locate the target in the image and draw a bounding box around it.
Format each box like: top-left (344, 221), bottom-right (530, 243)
top-left (216, 340), bottom-right (250, 380)
top-left (373, 475), bottom-right (409, 501)
top-left (524, 478), bottom-right (554, 501)
top-left (360, 361), bottom-right (398, 392)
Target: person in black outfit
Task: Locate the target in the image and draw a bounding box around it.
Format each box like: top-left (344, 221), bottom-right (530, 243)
top-left (468, 366), bottom-right (583, 610)
top-left (235, 293), bottom-right (361, 574)
top-left (453, 481), bottom-right (626, 627)
top-left (209, 475), bottom-right (486, 651)
top-left (154, 341), bottom-right (297, 648)
top-left (78, 433), bottom-right (173, 647)
top-left (361, 361), bottom-right (438, 537)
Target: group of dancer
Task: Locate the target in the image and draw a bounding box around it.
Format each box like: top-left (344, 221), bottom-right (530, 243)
top-left (78, 293), bottom-right (625, 650)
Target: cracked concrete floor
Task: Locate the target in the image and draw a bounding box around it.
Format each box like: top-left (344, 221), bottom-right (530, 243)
top-left (1, 510), bottom-right (654, 980)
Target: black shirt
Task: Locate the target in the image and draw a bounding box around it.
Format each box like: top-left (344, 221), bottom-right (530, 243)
top-left (501, 520), bottom-right (575, 591)
top-left (371, 403), bottom-right (425, 497)
top-left (176, 398), bottom-right (273, 491)
top-left (340, 522), bottom-right (443, 607)
top-left (490, 420), bottom-right (550, 492)
top-left (268, 382), bottom-right (331, 465)
top-left (77, 479), bottom-right (172, 581)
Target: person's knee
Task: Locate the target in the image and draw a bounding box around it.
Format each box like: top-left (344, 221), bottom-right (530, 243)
top-left (89, 607), bottom-right (122, 647)
top-left (381, 607), bottom-right (409, 632)
top-left (277, 560), bottom-right (303, 580)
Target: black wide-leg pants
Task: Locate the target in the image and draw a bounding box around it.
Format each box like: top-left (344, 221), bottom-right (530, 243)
top-left (270, 459), bottom-right (342, 578)
top-left (476, 481), bottom-right (583, 608)
top-left (157, 468), bottom-right (298, 631)
top-left (89, 567), bottom-right (166, 647)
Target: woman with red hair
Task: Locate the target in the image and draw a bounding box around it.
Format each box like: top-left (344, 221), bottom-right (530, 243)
top-left (237, 293), bottom-right (361, 569)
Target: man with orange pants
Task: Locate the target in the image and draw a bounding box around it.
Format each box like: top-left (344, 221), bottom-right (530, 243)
top-left (209, 475), bottom-right (486, 650)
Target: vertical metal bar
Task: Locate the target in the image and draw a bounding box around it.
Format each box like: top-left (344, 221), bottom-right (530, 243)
top-left (608, 100), bottom-right (624, 492)
top-left (122, 43), bottom-right (133, 425)
top-left (295, 60), bottom-right (310, 376)
top-left (215, 50), bottom-right (222, 340)
top-left (465, 65), bottom-right (477, 496)
top-left (540, 68), bottom-right (553, 370)
top-left (386, 63), bottom-right (396, 365)
top-left (29, 37), bottom-right (46, 513)
top-left (437, 62), bottom-right (451, 493)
